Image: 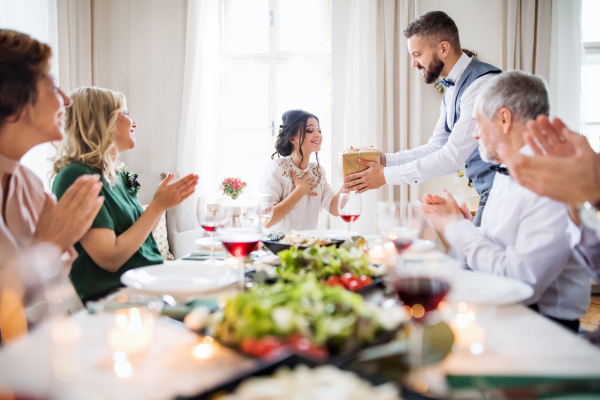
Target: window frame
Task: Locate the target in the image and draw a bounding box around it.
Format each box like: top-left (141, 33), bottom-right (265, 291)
top-left (216, 0), bottom-right (333, 213)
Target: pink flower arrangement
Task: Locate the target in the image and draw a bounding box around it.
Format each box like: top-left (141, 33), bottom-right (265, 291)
top-left (222, 177), bottom-right (247, 199)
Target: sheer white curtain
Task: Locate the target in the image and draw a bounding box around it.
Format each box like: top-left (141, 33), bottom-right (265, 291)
top-left (175, 0), bottom-right (220, 232)
top-left (0, 0), bottom-right (59, 190)
top-left (549, 0), bottom-right (582, 131)
top-left (333, 0), bottom-right (416, 234)
top-left (502, 0), bottom-right (582, 130)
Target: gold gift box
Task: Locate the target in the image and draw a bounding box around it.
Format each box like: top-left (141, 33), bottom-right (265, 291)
top-left (340, 147), bottom-right (381, 178)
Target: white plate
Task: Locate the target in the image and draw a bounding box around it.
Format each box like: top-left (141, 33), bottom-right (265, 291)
top-left (407, 239), bottom-right (436, 253)
top-left (449, 270), bottom-right (534, 305)
top-left (296, 229), bottom-right (359, 239)
top-left (121, 260), bottom-right (238, 299)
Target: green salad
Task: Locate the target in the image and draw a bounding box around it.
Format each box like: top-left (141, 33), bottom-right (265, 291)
top-left (276, 245), bottom-right (373, 282)
top-left (212, 277), bottom-right (382, 351)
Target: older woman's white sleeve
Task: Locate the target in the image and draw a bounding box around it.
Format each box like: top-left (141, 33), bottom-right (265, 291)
top-left (319, 167), bottom-right (337, 213)
top-left (259, 161), bottom-right (284, 206)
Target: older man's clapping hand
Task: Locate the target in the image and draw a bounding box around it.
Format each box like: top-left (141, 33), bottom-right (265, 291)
top-left (422, 189), bottom-right (472, 232)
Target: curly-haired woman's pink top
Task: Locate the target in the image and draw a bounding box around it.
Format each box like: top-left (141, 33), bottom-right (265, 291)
top-left (0, 152), bottom-right (47, 296)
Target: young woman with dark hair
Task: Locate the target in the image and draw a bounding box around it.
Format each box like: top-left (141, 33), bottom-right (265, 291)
top-left (259, 109), bottom-right (346, 233)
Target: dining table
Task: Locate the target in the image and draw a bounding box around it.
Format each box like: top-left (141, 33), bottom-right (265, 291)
top-left (1, 250), bottom-right (600, 400)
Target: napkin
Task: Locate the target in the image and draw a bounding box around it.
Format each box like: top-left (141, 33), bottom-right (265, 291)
top-left (447, 374), bottom-right (600, 398)
top-left (183, 251), bottom-right (225, 261)
top-left (340, 146), bottom-right (381, 178)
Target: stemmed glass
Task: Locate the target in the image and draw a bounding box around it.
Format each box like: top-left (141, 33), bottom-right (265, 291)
top-left (197, 197), bottom-right (226, 264)
top-left (254, 194), bottom-right (274, 258)
top-left (378, 201), bottom-right (423, 254)
top-left (391, 258), bottom-right (453, 368)
top-left (338, 192), bottom-right (361, 239)
top-left (218, 200), bottom-right (262, 290)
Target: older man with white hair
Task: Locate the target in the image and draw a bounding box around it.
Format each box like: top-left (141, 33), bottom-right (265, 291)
top-left (422, 71), bottom-right (590, 332)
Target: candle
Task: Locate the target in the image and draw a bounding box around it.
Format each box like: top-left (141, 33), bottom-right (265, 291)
top-left (384, 241), bottom-right (397, 267)
top-left (368, 246), bottom-right (385, 265)
top-left (108, 308), bottom-right (154, 357)
top-left (450, 306), bottom-right (486, 355)
top-left (192, 336), bottom-right (217, 360)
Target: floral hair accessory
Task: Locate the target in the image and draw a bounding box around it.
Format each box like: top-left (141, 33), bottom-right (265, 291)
top-left (121, 166), bottom-right (141, 198)
top-left (221, 177), bottom-right (247, 200)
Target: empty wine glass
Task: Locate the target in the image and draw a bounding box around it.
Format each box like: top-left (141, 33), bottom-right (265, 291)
top-left (218, 199), bottom-right (262, 290)
top-left (377, 201), bottom-right (423, 254)
top-left (338, 192), bottom-right (361, 239)
top-left (197, 197), bottom-right (226, 263)
top-left (257, 193), bottom-right (274, 233)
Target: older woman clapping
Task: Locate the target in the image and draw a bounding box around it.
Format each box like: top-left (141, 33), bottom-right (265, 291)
top-left (52, 87), bottom-right (198, 303)
top-left (0, 30), bottom-right (105, 328)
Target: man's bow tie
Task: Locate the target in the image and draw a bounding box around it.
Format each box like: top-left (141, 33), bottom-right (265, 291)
top-left (489, 164), bottom-right (509, 176)
top-left (439, 79), bottom-right (455, 88)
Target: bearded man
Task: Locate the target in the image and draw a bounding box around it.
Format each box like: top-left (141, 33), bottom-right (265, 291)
top-left (344, 11), bottom-right (501, 226)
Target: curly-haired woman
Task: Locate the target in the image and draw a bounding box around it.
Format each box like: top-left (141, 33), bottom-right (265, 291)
top-left (0, 29), bottom-right (103, 309)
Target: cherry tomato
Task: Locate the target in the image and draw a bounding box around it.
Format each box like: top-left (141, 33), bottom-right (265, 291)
top-left (359, 275), bottom-right (372, 286)
top-left (242, 336), bottom-right (283, 356)
top-left (241, 338), bottom-right (256, 354)
top-left (326, 276), bottom-right (343, 287)
top-left (340, 273), bottom-right (356, 287)
top-left (285, 334), bottom-right (329, 360)
top-left (256, 336), bottom-right (283, 356)
top-left (347, 280), bottom-right (361, 291)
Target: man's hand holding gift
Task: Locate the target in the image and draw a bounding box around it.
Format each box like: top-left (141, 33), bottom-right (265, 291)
top-left (343, 159), bottom-right (386, 193)
top-left (422, 189), bottom-right (471, 232)
top-left (341, 146), bottom-right (387, 193)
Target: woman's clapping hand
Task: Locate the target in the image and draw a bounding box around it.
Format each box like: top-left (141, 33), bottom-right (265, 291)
top-left (152, 172), bottom-right (199, 211)
top-left (34, 174), bottom-right (104, 252)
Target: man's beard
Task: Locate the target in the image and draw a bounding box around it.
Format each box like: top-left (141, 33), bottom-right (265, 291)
top-left (420, 54), bottom-right (445, 84)
top-left (479, 140), bottom-right (500, 164)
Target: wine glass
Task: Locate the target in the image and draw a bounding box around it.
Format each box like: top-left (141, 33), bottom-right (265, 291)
top-left (338, 192), bottom-right (361, 239)
top-left (257, 193), bottom-right (274, 233)
top-left (390, 257), bottom-right (455, 369)
top-left (218, 200), bottom-right (262, 290)
top-left (197, 197), bottom-right (226, 263)
top-left (378, 201), bottom-right (423, 254)
top-left (254, 193), bottom-right (274, 258)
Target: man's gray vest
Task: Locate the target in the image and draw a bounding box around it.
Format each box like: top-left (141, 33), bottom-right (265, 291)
top-left (443, 59), bottom-right (502, 194)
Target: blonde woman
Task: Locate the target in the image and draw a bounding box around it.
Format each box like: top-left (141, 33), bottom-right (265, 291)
top-left (52, 87), bottom-right (199, 303)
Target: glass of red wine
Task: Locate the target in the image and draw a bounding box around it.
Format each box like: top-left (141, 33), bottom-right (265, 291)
top-left (197, 197), bottom-right (227, 264)
top-left (338, 192), bottom-right (361, 239)
top-left (218, 200), bottom-right (262, 290)
top-left (377, 201), bottom-right (423, 254)
top-left (391, 258), bottom-right (452, 368)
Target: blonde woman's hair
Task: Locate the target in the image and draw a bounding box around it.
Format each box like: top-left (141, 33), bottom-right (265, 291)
top-left (53, 86), bottom-right (126, 184)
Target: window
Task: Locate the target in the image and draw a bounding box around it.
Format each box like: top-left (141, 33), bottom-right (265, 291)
top-left (217, 0), bottom-right (332, 192)
top-left (581, 0), bottom-right (600, 151)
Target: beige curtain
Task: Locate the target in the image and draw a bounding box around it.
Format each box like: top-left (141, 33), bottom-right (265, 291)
top-left (502, 0), bottom-right (552, 80)
top-left (333, 0), bottom-right (416, 234)
top-left (56, 0), bottom-right (188, 180)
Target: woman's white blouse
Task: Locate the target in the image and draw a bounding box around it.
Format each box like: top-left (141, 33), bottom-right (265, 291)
top-left (259, 157), bottom-right (336, 233)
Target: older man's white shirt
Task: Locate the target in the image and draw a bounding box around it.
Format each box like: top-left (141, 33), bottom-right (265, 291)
top-left (444, 148), bottom-right (590, 321)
